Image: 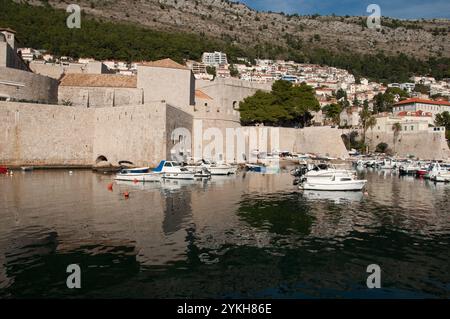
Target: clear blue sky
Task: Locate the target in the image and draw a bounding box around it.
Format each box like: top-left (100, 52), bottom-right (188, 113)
top-left (239, 0), bottom-right (450, 19)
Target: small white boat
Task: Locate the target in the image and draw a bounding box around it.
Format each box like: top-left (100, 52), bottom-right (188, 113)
top-left (186, 159), bottom-right (236, 176)
top-left (299, 175), bottom-right (367, 191)
top-left (427, 163), bottom-right (450, 182)
top-left (115, 167), bottom-right (161, 182)
top-left (21, 166), bottom-right (34, 172)
top-left (304, 163), bottom-right (352, 179)
top-left (159, 161), bottom-right (195, 180)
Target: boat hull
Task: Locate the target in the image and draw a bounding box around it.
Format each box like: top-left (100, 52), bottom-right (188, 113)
top-left (114, 173), bottom-right (161, 182)
top-left (163, 172), bottom-right (195, 180)
top-left (300, 180), bottom-right (367, 191)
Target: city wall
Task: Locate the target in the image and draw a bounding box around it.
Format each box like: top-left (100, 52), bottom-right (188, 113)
top-left (0, 102), bottom-right (94, 166)
top-left (0, 102), bottom-right (194, 167)
top-left (58, 86), bottom-right (144, 108)
top-left (367, 130), bottom-right (450, 160)
top-left (0, 67), bottom-right (58, 103)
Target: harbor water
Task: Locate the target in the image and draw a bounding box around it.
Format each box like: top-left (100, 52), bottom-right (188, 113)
top-left (0, 168), bottom-right (449, 298)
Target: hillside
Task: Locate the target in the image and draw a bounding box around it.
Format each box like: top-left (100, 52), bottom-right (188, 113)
top-left (1, 0), bottom-right (450, 82)
top-left (26, 0), bottom-right (450, 59)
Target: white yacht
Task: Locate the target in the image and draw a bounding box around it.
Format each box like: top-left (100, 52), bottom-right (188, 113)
top-left (299, 174), bottom-right (367, 191)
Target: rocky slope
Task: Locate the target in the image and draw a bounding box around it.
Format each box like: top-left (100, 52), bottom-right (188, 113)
top-left (17, 0), bottom-right (450, 59)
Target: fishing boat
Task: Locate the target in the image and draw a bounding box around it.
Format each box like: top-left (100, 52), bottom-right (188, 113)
top-left (21, 166), bottom-right (34, 172)
top-left (299, 174), bottom-right (367, 191)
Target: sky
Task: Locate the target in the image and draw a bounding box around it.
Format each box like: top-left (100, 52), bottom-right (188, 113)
top-left (239, 0), bottom-right (450, 19)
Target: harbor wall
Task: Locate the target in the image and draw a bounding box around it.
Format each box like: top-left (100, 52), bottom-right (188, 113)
top-left (92, 103), bottom-right (168, 167)
top-left (0, 102), bottom-right (94, 166)
top-left (278, 126), bottom-right (349, 159)
top-left (0, 101), bottom-right (194, 167)
top-left (367, 130), bottom-right (450, 160)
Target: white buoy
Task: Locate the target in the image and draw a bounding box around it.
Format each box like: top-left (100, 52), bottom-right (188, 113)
top-left (69, 171), bottom-right (73, 175)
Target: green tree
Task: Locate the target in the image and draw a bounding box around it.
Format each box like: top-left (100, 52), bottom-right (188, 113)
top-left (360, 104), bottom-right (377, 152)
top-left (229, 64), bottom-right (239, 77)
top-left (435, 111), bottom-right (450, 145)
top-left (336, 88), bottom-right (347, 100)
top-left (206, 66), bottom-right (216, 77)
top-left (322, 103), bottom-right (342, 125)
top-left (239, 80), bottom-right (319, 127)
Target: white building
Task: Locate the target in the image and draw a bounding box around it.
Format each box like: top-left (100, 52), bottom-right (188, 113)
top-left (393, 98), bottom-right (450, 119)
top-left (202, 51), bottom-right (228, 67)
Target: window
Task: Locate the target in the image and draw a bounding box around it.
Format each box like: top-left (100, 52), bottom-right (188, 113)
top-left (411, 126), bottom-right (414, 131)
top-left (404, 126), bottom-right (407, 131)
top-left (164, 162), bottom-right (172, 167)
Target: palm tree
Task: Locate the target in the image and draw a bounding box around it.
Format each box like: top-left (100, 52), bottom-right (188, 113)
top-left (392, 122), bottom-right (402, 154)
top-left (359, 105), bottom-right (377, 153)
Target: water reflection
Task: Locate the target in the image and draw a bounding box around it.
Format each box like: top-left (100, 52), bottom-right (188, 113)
top-left (0, 169), bottom-right (449, 298)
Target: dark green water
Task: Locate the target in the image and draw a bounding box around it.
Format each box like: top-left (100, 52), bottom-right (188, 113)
top-left (0, 168), bottom-right (449, 298)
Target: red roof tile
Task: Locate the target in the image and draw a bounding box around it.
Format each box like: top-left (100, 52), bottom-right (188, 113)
top-left (394, 98), bottom-right (450, 107)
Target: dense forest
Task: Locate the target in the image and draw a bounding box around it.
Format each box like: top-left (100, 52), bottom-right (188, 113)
top-left (1, 0), bottom-right (449, 83)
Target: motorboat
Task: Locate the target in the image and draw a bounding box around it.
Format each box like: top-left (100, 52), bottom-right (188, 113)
top-left (299, 174), bottom-right (367, 191)
top-left (426, 162), bottom-right (450, 182)
top-left (158, 161), bottom-right (195, 180)
top-left (303, 163), bottom-right (353, 179)
top-left (186, 159), bottom-right (237, 175)
top-left (115, 166), bottom-right (161, 182)
top-left (21, 166), bottom-right (34, 172)
top-left (115, 160), bottom-right (195, 182)
top-left (398, 162), bottom-right (420, 176)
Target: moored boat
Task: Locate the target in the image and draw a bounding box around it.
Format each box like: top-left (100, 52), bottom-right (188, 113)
top-left (299, 174), bottom-right (367, 191)
top-left (115, 167), bottom-right (161, 182)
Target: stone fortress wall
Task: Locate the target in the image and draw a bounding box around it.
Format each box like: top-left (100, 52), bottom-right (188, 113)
top-left (0, 101), bottom-right (194, 167)
top-left (366, 130), bottom-right (450, 160)
top-left (2, 56), bottom-right (446, 167)
top-left (0, 66), bottom-right (59, 103)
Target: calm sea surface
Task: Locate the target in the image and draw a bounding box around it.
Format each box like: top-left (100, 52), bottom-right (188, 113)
top-left (0, 168), bottom-right (449, 298)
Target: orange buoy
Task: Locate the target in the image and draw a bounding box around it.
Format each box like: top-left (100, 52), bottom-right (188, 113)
top-left (133, 178), bottom-right (139, 184)
top-left (124, 191), bottom-right (130, 199)
top-left (107, 183), bottom-right (113, 191)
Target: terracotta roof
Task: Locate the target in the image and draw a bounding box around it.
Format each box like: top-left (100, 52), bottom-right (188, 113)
top-left (195, 90), bottom-right (213, 100)
top-left (0, 28), bottom-right (17, 34)
top-left (60, 74), bottom-right (137, 88)
top-left (138, 58), bottom-right (188, 70)
top-left (394, 98), bottom-right (450, 107)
